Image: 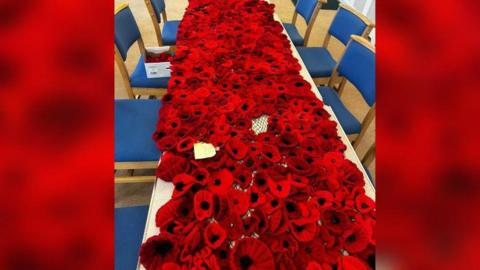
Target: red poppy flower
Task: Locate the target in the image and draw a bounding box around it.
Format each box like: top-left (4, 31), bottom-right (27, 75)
top-left (253, 170), bottom-right (269, 191)
top-left (227, 189), bottom-right (249, 215)
top-left (156, 153), bottom-right (191, 182)
top-left (194, 190), bottom-right (214, 221)
top-left (313, 190), bottom-right (334, 209)
top-left (208, 169), bottom-right (234, 195)
top-left (287, 157), bottom-right (312, 176)
top-left (321, 209), bottom-right (352, 234)
top-left (290, 218), bottom-right (317, 242)
top-left (191, 167), bottom-right (210, 185)
top-left (261, 144), bottom-right (282, 162)
top-left (264, 194), bottom-right (282, 214)
top-left (156, 135), bottom-right (177, 151)
top-left (234, 168), bottom-right (253, 189)
top-left (268, 178), bottom-right (291, 198)
top-left (342, 223), bottom-right (372, 253)
top-left (229, 238), bottom-right (275, 270)
top-left (176, 137), bottom-right (195, 153)
top-left (156, 198), bottom-right (183, 228)
top-left (172, 173), bottom-right (195, 198)
top-left (247, 185), bottom-right (266, 208)
top-left (277, 132), bottom-right (299, 148)
top-left (140, 235), bottom-right (179, 270)
top-left (355, 194), bottom-right (375, 214)
top-left (204, 222), bottom-right (227, 249)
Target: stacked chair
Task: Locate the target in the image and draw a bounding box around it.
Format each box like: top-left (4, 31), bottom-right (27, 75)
top-left (114, 3), bottom-right (170, 99)
top-left (316, 35), bottom-right (375, 149)
top-left (297, 3), bottom-right (374, 85)
top-left (144, 0), bottom-right (181, 46)
top-left (283, 0), bottom-right (326, 46)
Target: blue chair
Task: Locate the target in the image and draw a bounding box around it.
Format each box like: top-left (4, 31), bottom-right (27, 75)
top-left (115, 99), bottom-right (161, 183)
top-left (145, 0), bottom-right (181, 46)
top-left (316, 35), bottom-right (375, 148)
top-left (115, 3), bottom-right (169, 99)
top-left (115, 206), bottom-right (149, 270)
top-left (283, 0), bottom-right (324, 46)
top-left (297, 3), bottom-right (374, 84)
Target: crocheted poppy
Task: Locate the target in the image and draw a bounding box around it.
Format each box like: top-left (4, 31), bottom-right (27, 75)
top-left (172, 173), bottom-right (195, 198)
top-left (268, 179), bottom-right (291, 198)
top-left (248, 185), bottom-right (266, 208)
top-left (140, 235), bottom-right (179, 270)
top-left (287, 157), bottom-right (312, 176)
top-left (191, 167), bottom-right (210, 185)
top-left (227, 189), bottom-right (249, 215)
top-left (155, 153), bottom-right (191, 182)
top-left (314, 190), bottom-right (334, 209)
top-left (261, 144), bottom-right (282, 163)
top-left (235, 167), bottom-right (253, 189)
top-left (290, 218), bottom-right (317, 242)
top-left (204, 222), bottom-right (227, 249)
top-left (306, 261), bottom-right (323, 270)
top-left (355, 194), bottom-right (375, 214)
top-left (176, 137), bottom-right (195, 153)
top-left (208, 169), bottom-right (234, 195)
top-left (194, 190), bottom-right (214, 221)
top-left (229, 238), bottom-right (275, 270)
top-left (321, 209), bottom-right (352, 234)
top-left (253, 170), bottom-right (269, 191)
top-left (342, 223), bottom-right (372, 253)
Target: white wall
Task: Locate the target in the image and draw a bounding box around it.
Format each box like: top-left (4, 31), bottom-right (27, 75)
top-left (339, 0), bottom-right (375, 44)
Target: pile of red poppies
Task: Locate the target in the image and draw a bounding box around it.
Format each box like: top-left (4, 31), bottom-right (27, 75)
top-left (140, 0), bottom-right (376, 269)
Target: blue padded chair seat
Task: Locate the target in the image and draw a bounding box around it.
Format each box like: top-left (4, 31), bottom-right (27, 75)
top-left (115, 99), bottom-right (162, 162)
top-left (130, 55), bottom-right (170, 88)
top-left (297, 47), bottom-right (337, 77)
top-left (115, 206), bottom-right (149, 270)
top-left (283, 23), bottom-right (304, 46)
top-left (162, 20), bottom-right (180, 45)
top-left (318, 86), bottom-right (361, 134)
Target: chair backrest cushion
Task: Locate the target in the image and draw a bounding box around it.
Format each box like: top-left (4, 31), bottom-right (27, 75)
top-left (150, 0), bottom-right (166, 23)
top-left (115, 6), bottom-right (141, 61)
top-left (296, 0), bottom-right (318, 24)
top-left (328, 6), bottom-right (368, 45)
top-left (337, 39), bottom-right (375, 106)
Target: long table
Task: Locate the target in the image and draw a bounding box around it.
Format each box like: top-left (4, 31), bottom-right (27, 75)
top-left (137, 3), bottom-right (375, 270)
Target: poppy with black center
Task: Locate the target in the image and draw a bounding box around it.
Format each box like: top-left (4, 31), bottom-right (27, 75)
top-left (229, 238), bottom-right (275, 270)
top-left (194, 190), bottom-right (214, 221)
top-left (139, 235), bottom-right (178, 269)
top-left (208, 169), bottom-right (233, 195)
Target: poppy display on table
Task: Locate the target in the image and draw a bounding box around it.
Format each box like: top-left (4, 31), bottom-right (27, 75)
top-left (140, 0), bottom-right (375, 269)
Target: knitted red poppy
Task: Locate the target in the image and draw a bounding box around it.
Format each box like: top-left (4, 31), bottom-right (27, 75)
top-left (229, 238), bottom-right (275, 270)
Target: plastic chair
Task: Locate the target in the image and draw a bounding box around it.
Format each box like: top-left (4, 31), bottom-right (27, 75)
top-left (115, 205), bottom-right (149, 270)
top-left (145, 0), bottom-right (181, 46)
top-left (283, 0), bottom-right (325, 46)
top-left (115, 99), bottom-right (161, 183)
top-left (297, 3), bottom-right (374, 85)
top-left (115, 3), bottom-right (169, 99)
top-left (316, 35), bottom-right (375, 149)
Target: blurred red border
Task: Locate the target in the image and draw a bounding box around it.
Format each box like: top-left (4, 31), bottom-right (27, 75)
top-left (378, 0), bottom-right (480, 269)
top-left (2, 0), bottom-right (480, 268)
top-left (0, 0), bottom-right (113, 268)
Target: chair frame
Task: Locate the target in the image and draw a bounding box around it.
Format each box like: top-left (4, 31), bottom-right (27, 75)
top-left (313, 3), bottom-right (375, 86)
top-left (115, 161), bottom-right (158, 183)
top-left (144, 0), bottom-right (170, 47)
top-left (327, 35), bottom-right (375, 150)
top-left (115, 3), bottom-right (167, 99)
top-left (361, 142), bottom-right (375, 168)
top-left (291, 0), bottom-right (326, 46)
